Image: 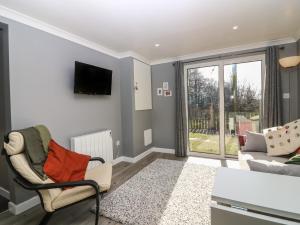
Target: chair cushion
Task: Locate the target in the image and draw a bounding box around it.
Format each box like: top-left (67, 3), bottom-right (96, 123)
top-left (4, 132), bottom-right (24, 155)
top-left (52, 163), bottom-right (112, 210)
top-left (10, 154), bottom-right (44, 184)
top-left (44, 140), bottom-right (91, 185)
top-left (5, 126), bottom-right (51, 156)
top-left (85, 163), bottom-right (112, 192)
top-left (10, 153), bottom-right (62, 212)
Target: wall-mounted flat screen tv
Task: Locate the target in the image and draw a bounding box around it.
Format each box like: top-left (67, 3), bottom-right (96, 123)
top-left (74, 61), bottom-right (112, 95)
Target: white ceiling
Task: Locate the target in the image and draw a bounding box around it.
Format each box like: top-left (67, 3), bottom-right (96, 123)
top-left (0, 0), bottom-right (299, 63)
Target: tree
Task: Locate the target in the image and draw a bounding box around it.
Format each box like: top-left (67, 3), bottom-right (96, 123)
top-left (188, 68), bottom-right (260, 113)
top-left (188, 69), bottom-right (218, 109)
top-left (187, 67), bottom-right (261, 131)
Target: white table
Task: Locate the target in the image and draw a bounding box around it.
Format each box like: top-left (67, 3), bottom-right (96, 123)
top-left (211, 168), bottom-right (300, 225)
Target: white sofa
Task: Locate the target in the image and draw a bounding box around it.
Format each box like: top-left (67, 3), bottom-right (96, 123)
top-left (238, 151), bottom-right (288, 170)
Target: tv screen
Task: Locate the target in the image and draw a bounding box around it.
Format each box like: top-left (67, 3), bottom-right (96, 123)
top-left (74, 61), bottom-right (112, 95)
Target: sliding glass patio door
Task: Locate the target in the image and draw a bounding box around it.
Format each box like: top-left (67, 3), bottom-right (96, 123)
top-left (187, 64), bottom-right (222, 156)
top-left (185, 55), bottom-right (265, 158)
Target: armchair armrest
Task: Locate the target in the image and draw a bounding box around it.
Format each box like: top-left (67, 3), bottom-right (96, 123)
top-left (89, 157), bottom-right (105, 164)
top-left (14, 177), bottom-right (100, 193)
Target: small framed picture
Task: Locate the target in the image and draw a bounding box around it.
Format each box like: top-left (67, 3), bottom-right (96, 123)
top-left (157, 88), bottom-right (163, 96)
top-left (163, 82), bottom-right (169, 90)
top-left (164, 90), bottom-right (172, 97)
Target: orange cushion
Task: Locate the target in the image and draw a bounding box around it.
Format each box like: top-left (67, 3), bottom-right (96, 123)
top-left (43, 140), bottom-right (91, 185)
top-left (294, 147), bottom-right (300, 155)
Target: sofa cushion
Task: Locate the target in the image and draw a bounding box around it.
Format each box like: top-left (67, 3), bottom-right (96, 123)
top-left (238, 151), bottom-right (287, 170)
top-left (264, 119), bottom-right (300, 156)
top-left (242, 131), bottom-right (267, 152)
top-left (262, 126), bottom-right (282, 134)
top-left (52, 162), bottom-right (112, 210)
top-left (247, 159), bottom-right (300, 177)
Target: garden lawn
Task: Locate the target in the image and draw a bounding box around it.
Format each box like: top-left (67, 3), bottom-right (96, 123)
top-left (189, 132), bottom-right (239, 156)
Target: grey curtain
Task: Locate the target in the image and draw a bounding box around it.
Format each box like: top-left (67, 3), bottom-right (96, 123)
top-left (263, 46), bottom-right (283, 128)
top-left (174, 61), bottom-right (187, 157)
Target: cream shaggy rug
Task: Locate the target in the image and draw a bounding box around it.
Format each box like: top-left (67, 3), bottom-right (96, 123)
top-left (95, 159), bottom-right (216, 225)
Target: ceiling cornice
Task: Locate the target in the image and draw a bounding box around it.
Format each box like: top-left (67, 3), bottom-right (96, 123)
top-left (0, 5), bottom-right (122, 58)
top-left (118, 51), bottom-right (150, 65)
top-left (0, 5), bottom-right (297, 66)
top-left (150, 37), bottom-right (296, 65)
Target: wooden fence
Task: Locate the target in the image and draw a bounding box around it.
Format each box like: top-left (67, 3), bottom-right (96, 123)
top-left (188, 107), bottom-right (258, 134)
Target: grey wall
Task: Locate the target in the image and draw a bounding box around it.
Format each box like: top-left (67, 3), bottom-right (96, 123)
top-left (151, 63), bottom-right (176, 149)
top-left (120, 57), bottom-right (134, 157)
top-left (0, 17), bottom-right (123, 204)
top-left (279, 42), bottom-right (299, 123)
top-left (133, 110), bottom-right (152, 156)
top-left (5, 17), bottom-right (123, 152)
top-left (151, 42), bottom-right (300, 149)
top-left (1, 17), bottom-right (154, 205)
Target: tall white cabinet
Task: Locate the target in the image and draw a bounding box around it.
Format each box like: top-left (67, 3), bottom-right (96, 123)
top-left (133, 59), bottom-right (152, 110)
top-left (120, 57), bottom-right (153, 158)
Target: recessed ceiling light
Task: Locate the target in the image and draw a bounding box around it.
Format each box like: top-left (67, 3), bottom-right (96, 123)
top-left (233, 25), bottom-right (239, 30)
top-left (154, 44), bottom-right (160, 47)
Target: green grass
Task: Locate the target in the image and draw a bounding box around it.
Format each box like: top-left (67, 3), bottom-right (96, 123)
top-left (189, 132), bottom-right (239, 156)
top-left (225, 135), bottom-right (239, 155)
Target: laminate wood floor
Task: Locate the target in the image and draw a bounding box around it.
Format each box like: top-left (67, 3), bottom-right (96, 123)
top-left (0, 153), bottom-right (185, 225)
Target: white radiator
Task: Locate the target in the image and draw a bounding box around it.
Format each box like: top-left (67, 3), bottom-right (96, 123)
top-left (71, 130), bottom-right (113, 168)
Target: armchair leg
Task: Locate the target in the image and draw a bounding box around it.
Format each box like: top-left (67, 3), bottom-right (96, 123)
top-left (95, 194), bottom-right (100, 225)
top-left (39, 213), bottom-right (53, 225)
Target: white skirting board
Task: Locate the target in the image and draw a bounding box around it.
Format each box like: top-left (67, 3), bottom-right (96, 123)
top-left (0, 187), bottom-right (10, 200)
top-left (112, 147), bottom-right (175, 165)
top-left (9, 196), bottom-right (40, 215)
top-left (9, 147), bottom-right (174, 215)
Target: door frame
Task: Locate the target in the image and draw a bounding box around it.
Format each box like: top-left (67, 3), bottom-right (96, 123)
top-left (184, 54), bottom-right (266, 159)
top-left (0, 22), bottom-right (11, 200)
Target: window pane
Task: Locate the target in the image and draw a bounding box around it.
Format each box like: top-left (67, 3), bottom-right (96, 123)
top-left (188, 66), bottom-right (220, 155)
top-left (224, 61), bottom-right (262, 156)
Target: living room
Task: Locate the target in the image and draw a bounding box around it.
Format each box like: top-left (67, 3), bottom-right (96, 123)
top-left (0, 1), bottom-right (300, 225)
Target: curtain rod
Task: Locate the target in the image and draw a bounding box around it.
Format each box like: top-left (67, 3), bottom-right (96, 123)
top-left (173, 49), bottom-right (266, 65)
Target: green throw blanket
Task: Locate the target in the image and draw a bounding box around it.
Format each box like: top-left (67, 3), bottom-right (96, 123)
top-left (35, 125), bottom-right (51, 153)
top-left (285, 154), bottom-right (300, 165)
top-left (17, 125), bottom-right (51, 180)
